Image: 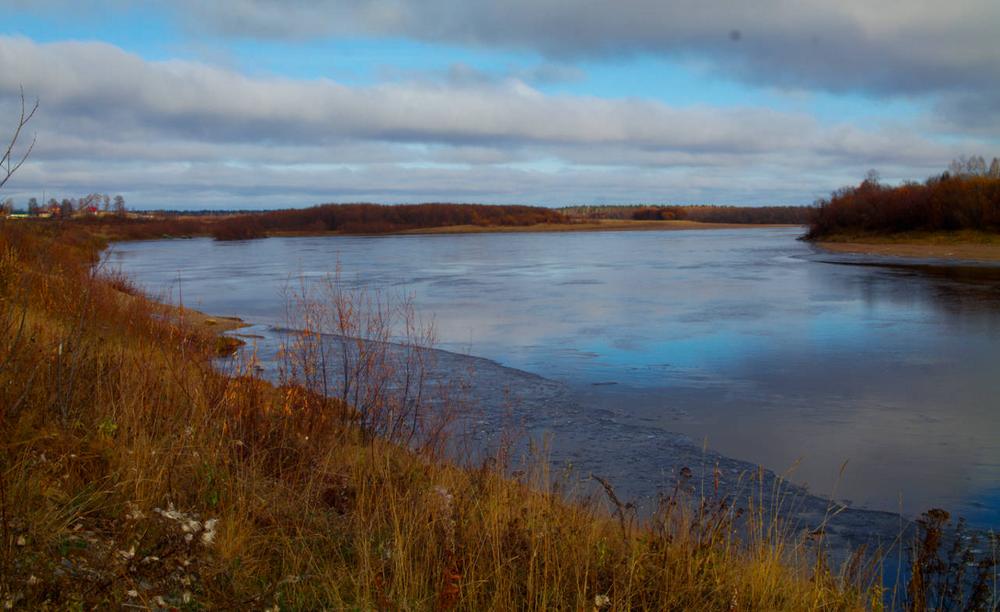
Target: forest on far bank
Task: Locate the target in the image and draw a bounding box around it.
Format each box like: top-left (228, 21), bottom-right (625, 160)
top-left (807, 156), bottom-right (1000, 239)
top-left (560, 204), bottom-right (810, 224)
top-left (23, 201), bottom-right (816, 242)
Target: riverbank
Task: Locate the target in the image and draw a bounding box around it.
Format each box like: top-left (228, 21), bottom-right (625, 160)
top-left (264, 219), bottom-right (798, 238)
top-left (1, 221), bottom-right (883, 609)
top-left (70, 216), bottom-right (801, 243)
top-left (237, 321), bottom-right (915, 569)
top-left (815, 231), bottom-right (1000, 262)
top-left (398, 219), bottom-right (799, 234)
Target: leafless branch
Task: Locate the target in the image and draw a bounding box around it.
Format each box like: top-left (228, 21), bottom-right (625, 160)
top-left (1, 86), bottom-right (39, 191)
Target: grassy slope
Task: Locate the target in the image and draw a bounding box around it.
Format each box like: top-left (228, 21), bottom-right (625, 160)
top-left (1, 221), bottom-right (877, 609)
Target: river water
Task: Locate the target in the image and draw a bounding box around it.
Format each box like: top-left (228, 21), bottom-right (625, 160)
top-left (111, 228), bottom-right (1000, 529)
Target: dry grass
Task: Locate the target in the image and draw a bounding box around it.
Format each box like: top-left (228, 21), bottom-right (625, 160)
top-left (0, 219), bottom-right (958, 610)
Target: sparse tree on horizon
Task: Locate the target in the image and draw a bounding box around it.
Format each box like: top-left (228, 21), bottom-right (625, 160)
top-left (27, 196), bottom-right (39, 215)
top-left (77, 193), bottom-right (102, 213)
top-left (949, 154), bottom-right (995, 178)
top-left (972, 155), bottom-right (987, 176)
top-left (113, 194), bottom-right (127, 216)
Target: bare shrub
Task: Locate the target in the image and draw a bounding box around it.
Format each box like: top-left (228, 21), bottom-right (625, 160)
top-left (278, 273), bottom-right (455, 454)
top-left (906, 509), bottom-right (998, 611)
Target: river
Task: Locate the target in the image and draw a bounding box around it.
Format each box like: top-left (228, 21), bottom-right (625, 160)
top-left (111, 227), bottom-right (1000, 530)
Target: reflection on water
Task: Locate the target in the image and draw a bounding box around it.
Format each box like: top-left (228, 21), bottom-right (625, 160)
top-left (112, 228), bottom-right (1000, 527)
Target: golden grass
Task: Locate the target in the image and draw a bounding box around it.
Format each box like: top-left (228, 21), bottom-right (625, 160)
top-left (1, 220), bottom-right (878, 609)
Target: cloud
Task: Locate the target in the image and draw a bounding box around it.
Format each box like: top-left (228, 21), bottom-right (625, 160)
top-left (162, 0), bottom-right (1000, 134)
top-left (177, 1), bottom-right (1000, 99)
top-left (0, 36), bottom-right (986, 208)
top-left (0, 37), bottom-right (813, 152)
top-left (11, 1), bottom-right (1000, 133)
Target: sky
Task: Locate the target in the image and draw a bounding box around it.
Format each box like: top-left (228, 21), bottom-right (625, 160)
top-left (1, 1), bottom-right (999, 209)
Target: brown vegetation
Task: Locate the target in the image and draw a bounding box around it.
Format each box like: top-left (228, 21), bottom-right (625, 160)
top-left (68, 215), bottom-right (212, 241)
top-left (807, 173), bottom-right (1000, 240)
top-left (36, 204), bottom-right (570, 242)
top-left (563, 204), bottom-right (811, 225)
top-left (209, 203), bottom-right (570, 240)
top-left (22, 202), bottom-right (811, 244)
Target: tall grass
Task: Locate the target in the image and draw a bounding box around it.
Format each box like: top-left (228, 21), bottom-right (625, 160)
top-left (0, 219), bottom-right (992, 609)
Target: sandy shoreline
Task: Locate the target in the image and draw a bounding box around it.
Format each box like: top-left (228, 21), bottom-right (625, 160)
top-left (265, 219), bottom-right (801, 237)
top-left (816, 240), bottom-right (1000, 262)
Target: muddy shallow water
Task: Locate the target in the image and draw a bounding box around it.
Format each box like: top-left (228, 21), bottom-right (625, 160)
top-left (112, 228), bottom-right (1000, 530)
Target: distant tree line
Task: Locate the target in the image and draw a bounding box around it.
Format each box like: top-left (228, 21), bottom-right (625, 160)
top-left (948, 155), bottom-right (1000, 179)
top-left (67, 203), bottom-right (570, 241)
top-left (807, 158), bottom-right (1000, 239)
top-left (561, 204), bottom-right (811, 224)
top-left (0, 192), bottom-right (127, 217)
top-left (209, 203), bottom-right (569, 240)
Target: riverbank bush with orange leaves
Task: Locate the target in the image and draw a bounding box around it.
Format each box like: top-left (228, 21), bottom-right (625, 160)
top-left (807, 174), bottom-right (1000, 239)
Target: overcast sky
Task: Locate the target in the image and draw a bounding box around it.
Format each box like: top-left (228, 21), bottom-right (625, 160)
top-left (1, 1), bottom-right (998, 209)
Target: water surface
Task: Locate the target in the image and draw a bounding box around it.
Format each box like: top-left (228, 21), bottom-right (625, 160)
top-left (112, 228), bottom-right (1000, 527)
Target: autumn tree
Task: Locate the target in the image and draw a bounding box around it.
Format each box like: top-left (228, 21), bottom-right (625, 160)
top-left (113, 194), bottom-right (126, 216)
top-left (27, 196), bottom-right (38, 215)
